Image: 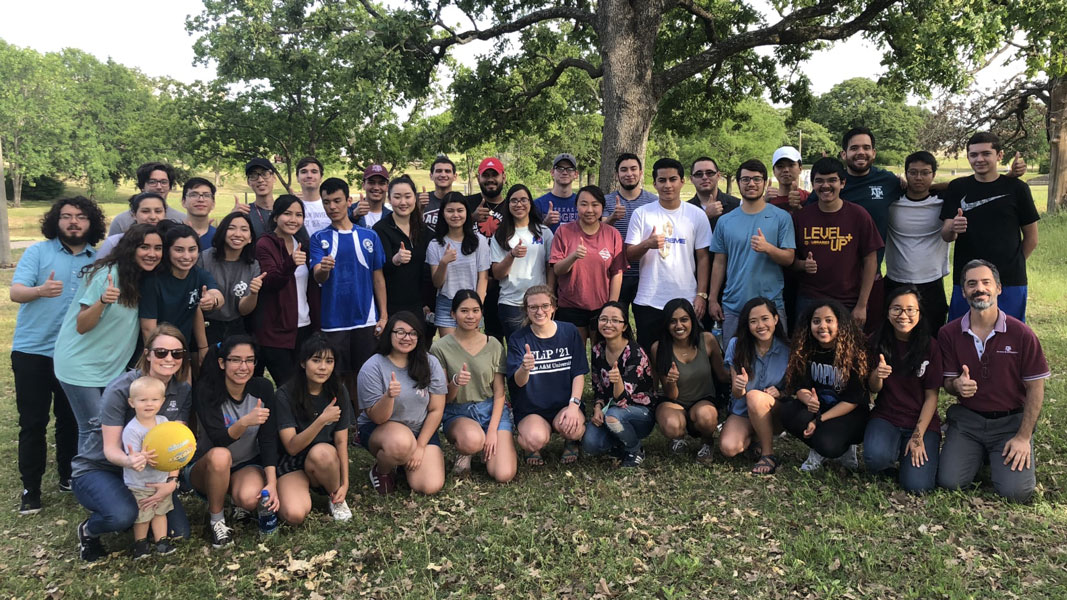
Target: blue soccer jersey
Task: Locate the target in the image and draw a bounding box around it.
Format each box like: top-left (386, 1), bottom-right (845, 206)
top-left (309, 225), bottom-right (385, 331)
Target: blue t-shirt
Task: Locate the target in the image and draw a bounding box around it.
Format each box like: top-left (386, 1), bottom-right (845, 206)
top-left (138, 267), bottom-right (220, 344)
top-left (709, 203), bottom-right (796, 314)
top-left (534, 192), bottom-right (578, 232)
top-left (723, 336), bottom-right (789, 417)
top-left (506, 321), bottom-right (589, 416)
top-left (198, 226), bottom-right (217, 251)
top-left (12, 239), bottom-right (96, 356)
top-left (309, 225), bottom-right (385, 331)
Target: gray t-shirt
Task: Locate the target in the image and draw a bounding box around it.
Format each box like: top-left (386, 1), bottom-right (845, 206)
top-left (426, 236), bottom-right (490, 299)
top-left (198, 248), bottom-right (261, 323)
top-left (70, 370), bottom-right (193, 478)
top-left (248, 203), bottom-right (275, 240)
top-left (108, 206), bottom-right (188, 236)
top-left (356, 353), bottom-right (447, 433)
top-left (122, 415), bottom-right (170, 488)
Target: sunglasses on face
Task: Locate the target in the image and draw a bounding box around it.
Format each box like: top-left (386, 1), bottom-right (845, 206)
top-left (150, 348), bottom-right (186, 359)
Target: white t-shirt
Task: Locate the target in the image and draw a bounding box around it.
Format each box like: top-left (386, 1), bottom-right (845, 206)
top-left (294, 264), bottom-right (311, 327)
top-left (625, 201), bottom-right (712, 309)
top-left (884, 193), bottom-right (950, 283)
top-left (489, 225), bottom-right (555, 306)
top-left (302, 199), bottom-right (331, 235)
top-left (426, 235), bottom-right (491, 299)
top-left (363, 211), bottom-right (384, 229)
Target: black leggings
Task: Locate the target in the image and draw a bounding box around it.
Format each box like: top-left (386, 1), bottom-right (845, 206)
top-left (780, 398), bottom-right (867, 459)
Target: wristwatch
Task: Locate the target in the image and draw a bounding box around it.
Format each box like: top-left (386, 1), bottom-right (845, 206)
top-left (697, 292), bottom-right (709, 300)
top-left (568, 396), bottom-right (581, 406)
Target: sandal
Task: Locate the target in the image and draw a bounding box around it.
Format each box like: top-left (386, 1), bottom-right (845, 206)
top-left (453, 455), bottom-right (473, 478)
top-left (525, 451), bottom-right (545, 467)
top-left (560, 441), bottom-right (581, 465)
top-left (751, 454), bottom-right (781, 475)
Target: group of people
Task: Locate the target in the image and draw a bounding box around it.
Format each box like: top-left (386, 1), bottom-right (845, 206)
top-left (9, 128), bottom-right (1049, 563)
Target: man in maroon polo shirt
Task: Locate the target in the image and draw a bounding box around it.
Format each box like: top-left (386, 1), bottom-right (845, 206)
top-left (937, 259), bottom-right (1049, 502)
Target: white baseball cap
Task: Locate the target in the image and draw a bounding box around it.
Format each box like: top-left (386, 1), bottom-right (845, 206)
top-left (772, 146), bottom-right (802, 166)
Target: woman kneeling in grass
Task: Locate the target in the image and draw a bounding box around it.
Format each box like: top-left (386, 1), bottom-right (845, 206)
top-left (275, 333), bottom-right (354, 523)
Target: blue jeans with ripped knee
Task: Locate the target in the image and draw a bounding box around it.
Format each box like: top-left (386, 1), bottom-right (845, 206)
top-left (582, 404), bottom-right (655, 455)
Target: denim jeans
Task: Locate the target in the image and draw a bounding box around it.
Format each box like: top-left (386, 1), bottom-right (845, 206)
top-left (58, 381), bottom-right (105, 455)
top-left (863, 417), bottom-right (940, 493)
top-left (73, 469), bottom-right (190, 539)
top-left (582, 404), bottom-right (655, 455)
top-left (497, 303), bottom-right (525, 339)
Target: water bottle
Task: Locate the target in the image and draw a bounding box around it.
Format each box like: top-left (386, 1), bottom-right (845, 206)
top-left (257, 489), bottom-right (278, 535)
top-left (711, 321), bottom-right (724, 350)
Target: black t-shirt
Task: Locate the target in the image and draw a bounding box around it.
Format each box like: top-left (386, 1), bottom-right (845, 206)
top-left (374, 214), bottom-right (435, 314)
top-left (794, 347), bottom-right (866, 409)
top-left (939, 175), bottom-right (1039, 286)
top-left (687, 190), bottom-right (741, 232)
top-left (274, 384), bottom-right (354, 447)
top-left (467, 194), bottom-right (507, 239)
top-left (422, 191), bottom-right (469, 230)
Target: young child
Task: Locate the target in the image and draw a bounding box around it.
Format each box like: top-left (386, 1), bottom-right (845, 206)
top-left (122, 376), bottom-right (179, 558)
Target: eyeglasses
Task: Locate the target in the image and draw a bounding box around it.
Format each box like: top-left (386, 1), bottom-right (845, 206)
top-left (392, 329), bottom-right (419, 340)
top-left (554, 167), bottom-right (577, 174)
top-left (598, 317), bottom-right (625, 325)
top-left (906, 170), bottom-right (934, 177)
top-left (509, 197), bottom-right (531, 205)
top-left (225, 357), bottom-right (258, 366)
top-left (59, 213), bottom-right (89, 222)
top-left (888, 307), bottom-right (919, 317)
top-left (185, 192), bottom-right (214, 200)
top-left (527, 303), bottom-right (553, 313)
top-left (691, 170), bottom-right (718, 179)
top-left (739, 176), bottom-right (765, 184)
top-left (150, 348), bottom-right (186, 359)
top-left (248, 171), bottom-right (273, 182)
top-left (146, 179), bottom-right (170, 188)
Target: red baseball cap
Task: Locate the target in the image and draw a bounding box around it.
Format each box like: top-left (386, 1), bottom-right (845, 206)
top-left (478, 157), bottom-right (504, 176)
top-left (363, 164), bottom-right (390, 181)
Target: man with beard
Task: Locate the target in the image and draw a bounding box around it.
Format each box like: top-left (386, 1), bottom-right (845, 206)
top-left (233, 158), bottom-right (283, 239)
top-left (940, 132), bottom-right (1039, 322)
top-left (534, 153), bottom-right (579, 231)
top-left (10, 196), bottom-right (107, 514)
top-left (708, 159), bottom-right (795, 341)
top-left (686, 156), bottom-right (740, 231)
top-left (792, 157), bottom-right (882, 328)
top-left (295, 156), bottom-right (331, 234)
top-left (605, 153), bottom-right (659, 317)
top-left (107, 162), bottom-right (187, 235)
top-left (468, 157), bottom-right (508, 339)
top-left (937, 260), bottom-right (1049, 502)
top-left (353, 164), bottom-right (392, 229)
top-left (419, 156), bottom-right (467, 229)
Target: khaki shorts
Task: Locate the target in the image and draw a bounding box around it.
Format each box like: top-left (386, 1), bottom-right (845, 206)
top-left (131, 487), bottom-right (174, 524)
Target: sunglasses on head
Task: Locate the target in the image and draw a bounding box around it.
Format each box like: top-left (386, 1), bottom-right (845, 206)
top-left (150, 348), bottom-right (186, 359)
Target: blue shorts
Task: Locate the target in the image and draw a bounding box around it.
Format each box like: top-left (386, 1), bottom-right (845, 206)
top-left (357, 420), bottom-right (441, 450)
top-left (441, 398), bottom-right (514, 433)
top-left (949, 284), bottom-right (1027, 322)
top-left (434, 295), bottom-right (458, 329)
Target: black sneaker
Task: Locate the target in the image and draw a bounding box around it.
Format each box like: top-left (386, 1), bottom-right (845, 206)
top-left (131, 538), bottom-right (152, 560)
top-left (19, 489), bottom-right (42, 515)
top-left (78, 519), bottom-right (108, 562)
top-left (58, 478), bottom-right (72, 493)
top-left (621, 451), bottom-right (645, 468)
top-left (155, 538), bottom-right (177, 555)
top-left (230, 506), bottom-right (253, 523)
top-left (207, 518), bottom-right (234, 548)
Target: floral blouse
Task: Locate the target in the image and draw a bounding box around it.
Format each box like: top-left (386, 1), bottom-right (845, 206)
top-left (590, 340), bottom-right (654, 408)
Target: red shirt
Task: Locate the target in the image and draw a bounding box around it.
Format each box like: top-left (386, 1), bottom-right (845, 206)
top-left (793, 201), bottom-right (883, 307)
top-left (768, 189), bottom-right (810, 213)
top-left (549, 222), bottom-right (626, 310)
top-left (870, 338), bottom-right (943, 432)
top-left (938, 310), bottom-right (1050, 412)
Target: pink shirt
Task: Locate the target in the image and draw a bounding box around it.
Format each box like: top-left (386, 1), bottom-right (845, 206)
top-left (549, 222), bottom-right (626, 310)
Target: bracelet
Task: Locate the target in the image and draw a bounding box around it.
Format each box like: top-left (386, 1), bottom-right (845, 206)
top-left (451, 373), bottom-right (460, 386)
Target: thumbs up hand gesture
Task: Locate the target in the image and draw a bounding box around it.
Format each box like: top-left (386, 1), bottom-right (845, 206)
top-left (198, 285), bottom-right (216, 311)
top-left (510, 238), bottom-right (527, 259)
top-left (318, 397), bottom-right (342, 425)
top-left (875, 353), bottom-right (892, 380)
top-left (387, 372), bottom-right (402, 398)
top-left (802, 251), bottom-right (818, 274)
top-left (951, 208), bottom-right (968, 234)
top-left (750, 228), bottom-right (771, 253)
top-left (608, 196), bottom-right (626, 223)
top-left (788, 189), bottom-right (803, 210)
top-left (705, 199), bottom-right (724, 218)
top-left (39, 271), bottom-right (63, 297)
top-left (572, 239), bottom-right (587, 260)
top-left (126, 444), bottom-right (147, 472)
top-left (232, 195), bottom-right (251, 215)
top-left (454, 362), bottom-right (471, 386)
top-left (956, 365), bottom-right (977, 398)
top-left (607, 362), bottom-right (622, 385)
top-left (733, 367), bottom-right (749, 396)
top-left (1009, 151), bottom-right (1027, 177)
top-left (292, 242), bottom-right (306, 265)
top-left (354, 193), bottom-right (370, 218)
top-left (646, 226), bottom-right (665, 251)
top-left (418, 186), bottom-right (430, 208)
top-left (248, 272), bottom-right (266, 295)
top-left (319, 254), bottom-right (336, 273)
top-left (393, 241), bottom-right (412, 266)
top-left (798, 387), bottom-right (820, 412)
top-left (441, 245), bottom-right (458, 265)
top-left (665, 361), bottom-right (680, 385)
top-left (241, 399), bottom-right (271, 426)
top-left (100, 273), bottom-right (121, 305)
top-left (522, 344), bottom-right (536, 372)
top-left (545, 201), bottom-right (560, 225)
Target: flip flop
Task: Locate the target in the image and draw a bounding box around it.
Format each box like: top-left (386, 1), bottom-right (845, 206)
top-left (560, 441), bottom-right (580, 465)
top-left (751, 454), bottom-right (781, 475)
top-left (525, 451), bottom-right (545, 467)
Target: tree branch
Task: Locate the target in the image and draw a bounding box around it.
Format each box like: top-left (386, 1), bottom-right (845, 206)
top-left (520, 57), bottom-right (603, 100)
top-left (422, 7), bottom-right (595, 51)
top-left (676, 0), bottom-right (718, 43)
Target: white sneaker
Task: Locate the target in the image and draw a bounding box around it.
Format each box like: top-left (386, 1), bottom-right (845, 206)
top-left (329, 500), bottom-right (353, 522)
top-left (696, 443), bottom-right (714, 460)
top-left (669, 438), bottom-right (689, 454)
top-left (836, 445), bottom-right (859, 470)
top-left (800, 449), bottom-right (825, 472)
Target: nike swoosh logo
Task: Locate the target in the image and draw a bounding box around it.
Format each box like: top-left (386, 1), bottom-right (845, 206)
top-left (960, 194), bottom-right (1009, 212)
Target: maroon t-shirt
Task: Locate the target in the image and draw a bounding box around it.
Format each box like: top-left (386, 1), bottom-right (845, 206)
top-left (793, 201), bottom-right (883, 307)
top-left (549, 221), bottom-right (626, 310)
top-left (769, 189), bottom-right (810, 213)
top-left (938, 310), bottom-right (1050, 413)
top-left (870, 338), bottom-right (943, 432)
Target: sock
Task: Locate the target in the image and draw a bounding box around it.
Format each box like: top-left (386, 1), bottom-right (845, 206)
top-left (210, 511), bottom-right (225, 524)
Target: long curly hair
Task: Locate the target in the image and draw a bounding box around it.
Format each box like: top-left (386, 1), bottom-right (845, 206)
top-left (80, 223), bottom-right (159, 308)
top-left (785, 300), bottom-right (868, 393)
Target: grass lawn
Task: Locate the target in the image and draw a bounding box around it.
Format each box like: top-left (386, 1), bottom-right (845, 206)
top-left (0, 198), bottom-right (1065, 599)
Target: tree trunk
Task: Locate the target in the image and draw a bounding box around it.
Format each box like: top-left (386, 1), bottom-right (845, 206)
top-left (213, 157), bottom-right (222, 188)
top-left (0, 138), bottom-right (13, 266)
top-left (596, 0), bottom-right (664, 191)
top-left (1048, 74), bottom-right (1066, 213)
top-left (12, 171), bottom-right (22, 208)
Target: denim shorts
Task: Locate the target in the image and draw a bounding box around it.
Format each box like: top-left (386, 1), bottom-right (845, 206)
top-left (441, 398), bottom-right (514, 433)
top-left (434, 295), bottom-right (458, 329)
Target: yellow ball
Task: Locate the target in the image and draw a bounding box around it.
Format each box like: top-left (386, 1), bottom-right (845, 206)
top-left (143, 422), bottom-right (197, 471)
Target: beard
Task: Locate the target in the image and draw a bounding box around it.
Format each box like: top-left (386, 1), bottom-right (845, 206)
top-left (966, 293), bottom-right (994, 310)
top-left (478, 181), bottom-right (502, 199)
top-left (59, 230), bottom-right (87, 247)
top-left (619, 181), bottom-right (639, 192)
